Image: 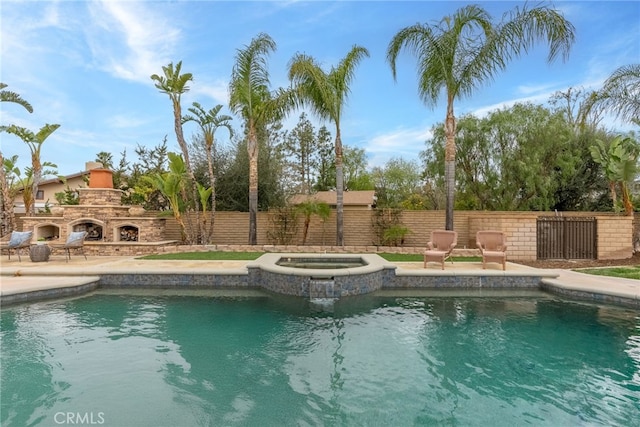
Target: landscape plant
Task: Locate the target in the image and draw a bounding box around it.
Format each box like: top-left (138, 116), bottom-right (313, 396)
top-left (229, 33), bottom-right (295, 245)
top-left (387, 3), bottom-right (575, 230)
top-left (289, 45), bottom-right (370, 246)
top-left (151, 61), bottom-right (201, 243)
top-left (295, 200), bottom-right (331, 245)
top-left (183, 102), bottom-right (233, 243)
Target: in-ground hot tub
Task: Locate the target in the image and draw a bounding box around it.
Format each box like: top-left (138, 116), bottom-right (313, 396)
top-left (276, 256), bottom-right (368, 269)
top-left (247, 253), bottom-right (397, 299)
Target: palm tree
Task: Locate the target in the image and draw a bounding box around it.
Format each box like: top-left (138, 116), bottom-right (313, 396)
top-left (151, 61), bottom-right (201, 243)
top-left (229, 33), bottom-right (294, 245)
top-left (146, 152), bottom-right (189, 241)
top-left (590, 135), bottom-right (639, 215)
top-left (0, 83), bottom-right (33, 235)
top-left (0, 83), bottom-right (33, 113)
top-left (182, 102), bottom-right (233, 243)
top-left (288, 45), bottom-right (370, 245)
top-left (585, 64), bottom-right (640, 125)
top-left (387, 4), bottom-right (575, 230)
top-left (0, 124), bottom-right (60, 216)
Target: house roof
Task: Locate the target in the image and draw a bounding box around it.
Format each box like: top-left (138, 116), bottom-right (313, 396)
top-left (289, 190), bottom-right (376, 207)
top-left (38, 162), bottom-right (102, 187)
top-left (38, 170), bottom-right (89, 186)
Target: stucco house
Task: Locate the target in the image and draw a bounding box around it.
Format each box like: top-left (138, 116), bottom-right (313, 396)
top-left (288, 190), bottom-right (377, 210)
top-left (12, 162), bottom-right (102, 213)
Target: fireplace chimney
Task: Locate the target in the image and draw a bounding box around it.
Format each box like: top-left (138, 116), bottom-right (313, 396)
top-left (88, 168), bottom-right (114, 188)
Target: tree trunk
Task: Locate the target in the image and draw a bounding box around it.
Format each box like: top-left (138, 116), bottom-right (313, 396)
top-left (206, 136), bottom-right (216, 244)
top-left (248, 127), bottom-right (258, 245)
top-left (444, 103), bottom-right (457, 231)
top-left (620, 182), bottom-right (634, 216)
top-left (30, 151), bottom-right (41, 216)
top-left (335, 129), bottom-right (344, 246)
top-left (0, 151), bottom-right (15, 236)
top-left (172, 97), bottom-right (201, 244)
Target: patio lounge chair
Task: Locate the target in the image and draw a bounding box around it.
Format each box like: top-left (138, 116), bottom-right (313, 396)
top-left (423, 230), bottom-right (458, 269)
top-left (476, 230), bottom-right (507, 270)
top-left (3, 231), bottom-right (33, 261)
top-left (52, 231), bottom-right (88, 262)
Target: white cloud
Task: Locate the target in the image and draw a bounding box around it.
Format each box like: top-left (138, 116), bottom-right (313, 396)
top-left (85, 1), bottom-right (182, 83)
top-left (192, 80), bottom-right (230, 105)
top-left (364, 127), bottom-right (432, 167)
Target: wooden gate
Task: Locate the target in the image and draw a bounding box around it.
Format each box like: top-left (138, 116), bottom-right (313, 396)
top-left (536, 216), bottom-right (597, 260)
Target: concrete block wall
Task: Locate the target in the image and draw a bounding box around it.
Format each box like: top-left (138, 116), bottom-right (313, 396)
top-left (15, 210), bottom-right (635, 261)
top-left (597, 216), bottom-right (633, 259)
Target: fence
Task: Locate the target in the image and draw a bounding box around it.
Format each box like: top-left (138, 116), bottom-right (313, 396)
top-left (536, 216), bottom-right (597, 260)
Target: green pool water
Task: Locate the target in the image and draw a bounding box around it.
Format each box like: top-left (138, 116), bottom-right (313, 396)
top-left (1, 291), bottom-right (639, 426)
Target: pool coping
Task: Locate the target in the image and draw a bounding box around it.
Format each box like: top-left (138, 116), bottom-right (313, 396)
top-left (1, 256), bottom-right (638, 308)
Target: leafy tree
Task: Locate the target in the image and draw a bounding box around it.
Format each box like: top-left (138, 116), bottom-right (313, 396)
top-left (0, 123), bottom-right (60, 215)
top-left (372, 157), bottom-right (422, 208)
top-left (343, 146), bottom-right (374, 191)
top-left (422, 103), bottom-right (610, 212)
top-left (215, 125), bottom-right (288, 212)
top-left (313, 125), bottom-right (335, 192)
top-left (151, 61), bottom-right (202, 243)
top-left (182, 102), bottom-right (233, 243)
top-left (289, 45), bottom-right (370, 245)
top-left (387, 3), bottom-right (575, 229)
top-left (281, 112), bottom-right (317, 194)
top-left (229, 33), bottom-right (295, 244)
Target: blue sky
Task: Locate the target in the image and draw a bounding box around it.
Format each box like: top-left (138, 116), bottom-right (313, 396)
top-left (1, 1), bottom-right (638, 177)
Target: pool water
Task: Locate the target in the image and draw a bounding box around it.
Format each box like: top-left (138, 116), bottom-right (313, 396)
top-left (1, 291), bottom-right (639, 426)
top-left (275, 256), bottom-right (367, 269)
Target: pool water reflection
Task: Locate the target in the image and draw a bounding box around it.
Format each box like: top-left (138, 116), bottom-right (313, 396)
top-left (1, 290), bottom-right (639, 426)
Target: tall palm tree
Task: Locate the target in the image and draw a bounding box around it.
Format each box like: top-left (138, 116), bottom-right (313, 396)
top-left (0, 83), bottom-right (33, 235)
top-left (387, 4), bottom-right (575, 230)
top-left (288, 45), bottom-right (370, 245)
top-left (229, 33), bottom-right (294, 245)
top-left (182, 102), bottom-right (233, 243)
top-left (151, 61), bottom-right (201, 243)
top-left (0, 123), bottom-right (60, 215)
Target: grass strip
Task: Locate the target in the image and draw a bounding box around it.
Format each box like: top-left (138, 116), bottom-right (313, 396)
top-left (576, 266), bottom-right (640, 280)
top-left (139, 251), bottom-right (481, 263)
top-left (140, 251), bottom-right (265, 261)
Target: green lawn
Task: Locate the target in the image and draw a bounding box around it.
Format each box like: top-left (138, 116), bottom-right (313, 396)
top-left (139, 251), bottom-right (639, 280)
top-left (139, 251), bottom-right (481, 263)
top-left (576, 266), bottom-right (640, 280)
top-left (140, 251), bottom-right (265, 261)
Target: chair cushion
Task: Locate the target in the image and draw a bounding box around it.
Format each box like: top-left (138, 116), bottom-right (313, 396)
top-left (67, 231), bottom-right (87, 245)
top-left (9, 231), bottom-right (33, 247)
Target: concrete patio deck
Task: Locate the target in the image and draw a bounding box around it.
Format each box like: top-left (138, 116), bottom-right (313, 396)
top-left (1, 255), bottom-right (638, 308)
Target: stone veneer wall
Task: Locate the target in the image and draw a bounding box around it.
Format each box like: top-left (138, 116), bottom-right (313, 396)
top-left (20, 187), bottom-right (167, 244)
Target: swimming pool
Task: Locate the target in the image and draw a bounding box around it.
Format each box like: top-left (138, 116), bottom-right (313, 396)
top-left (1, 290), bottom-right (638, 426)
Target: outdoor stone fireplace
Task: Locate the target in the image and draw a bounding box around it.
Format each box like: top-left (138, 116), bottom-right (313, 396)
top-left (22, 169), bottom-right (169, 253)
